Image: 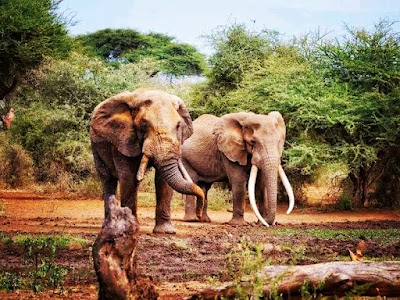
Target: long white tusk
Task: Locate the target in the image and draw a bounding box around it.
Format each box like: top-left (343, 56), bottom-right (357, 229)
top-left (136, 154), bottom-right (149, 181)
top-left (249, 165), bottom-right (270, 227)
top-left (178, 159), bottom-right (193, 183)
top-left (279, 165), bottom-right (295, 214)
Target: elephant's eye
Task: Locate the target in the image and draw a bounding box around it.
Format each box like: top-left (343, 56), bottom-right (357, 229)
top-left (140, 120), bottom-right (148, 131)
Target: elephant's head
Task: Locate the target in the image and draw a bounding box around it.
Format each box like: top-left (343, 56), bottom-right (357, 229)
top-left (90, 88), bottom-right (204, 205)
top-left (213, 111), bottom-right (294, 226)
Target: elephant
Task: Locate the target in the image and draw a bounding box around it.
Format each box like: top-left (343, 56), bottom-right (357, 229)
top-left (179, 111), bottom-right (294, 226)
top-left (90, 88), bottom-right (204, 234)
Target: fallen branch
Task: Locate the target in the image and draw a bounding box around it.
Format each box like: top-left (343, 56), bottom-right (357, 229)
top-left (92, 196), bottom-right (158, 300)
top-left (188, 261), bottom-right (400, 299)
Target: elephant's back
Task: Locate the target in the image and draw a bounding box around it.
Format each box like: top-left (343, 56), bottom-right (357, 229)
top-left (192, 114), bottom-right (220, 135)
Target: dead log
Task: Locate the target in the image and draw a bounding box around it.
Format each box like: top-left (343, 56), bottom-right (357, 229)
top-left (189, 261), bottom-right (400, 299)
top-left (92, 195), bottom-right (158, 300)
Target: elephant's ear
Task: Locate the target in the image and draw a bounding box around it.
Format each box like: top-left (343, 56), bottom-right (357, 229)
top-left (90, 91), bottom-right (143, 157)
top-left (268, 111), bottom-right (286, 154)
top-left (173, 97), bottom-right (193, 143)
top-left (213, 112), bottom-right (251, 166)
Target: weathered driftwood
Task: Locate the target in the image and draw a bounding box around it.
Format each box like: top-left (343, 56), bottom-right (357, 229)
top-left (188, 261), bottom-right (400, 299)
top-left (92, 196), bottom-right (158, 300)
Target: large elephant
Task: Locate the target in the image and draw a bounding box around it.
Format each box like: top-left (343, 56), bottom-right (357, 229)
top-left (180, 111), bottom-right (294, 226)
top-left (90, 88), bottom-right (204, 234)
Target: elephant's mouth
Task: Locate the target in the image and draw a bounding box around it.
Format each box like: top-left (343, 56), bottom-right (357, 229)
top-left (136, 152), bottom-right (205, 214)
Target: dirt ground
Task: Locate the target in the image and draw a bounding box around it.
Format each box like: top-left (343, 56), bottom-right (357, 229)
top-left (0, 190), bottom-right (399, 299)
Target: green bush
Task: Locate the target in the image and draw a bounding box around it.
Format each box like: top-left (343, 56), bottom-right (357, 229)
top-left (10, 103), bottom-right (92, 183)
top-left (13, 234), bottom-right (86, 293)
top-left (0, 140), bottom-right (34, 188)
top-left (0, 272), bottom-right (22, 292)
top-left (335, 192), bottom-right (353, 211)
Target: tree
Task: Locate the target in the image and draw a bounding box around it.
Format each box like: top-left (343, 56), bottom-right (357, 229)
top-left (0, 0), bottom-right (71, 105)
top-left (319, 20), bottom-right (400, 206)
top-left (75, 29), bottom-right (207, 77)
top-left (206, 24), bottom-right (275, 93)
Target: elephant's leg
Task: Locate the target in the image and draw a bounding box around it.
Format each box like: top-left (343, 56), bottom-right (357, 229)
top-left (103, 177), bottom-right (118, 218)
top-left (92, 145), bottom-right (118, 218)
top-left (183, 195), bottom-right (199, 222)
top-left (154, 169), bottom-right (176, 234)
top-left (119, 176), bottom-right (139, 220)
top-left (223, 161), bottom-right (248, 225)
top-left (113, 151), bottom-right (140, 219)
top-left (228, 181), bottom-right (248, 225)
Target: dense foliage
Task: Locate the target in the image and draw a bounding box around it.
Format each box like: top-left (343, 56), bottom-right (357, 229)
top-left (0, 8), bottom-right (398, 208)
top-left (318, 20), bottom-right (400, 206)
top-left (191, 21), bottom-right (400, 207)
top-left (74, 29), bottom-right (207, 77)
top-left (0, 0), bottom-right (70, 104)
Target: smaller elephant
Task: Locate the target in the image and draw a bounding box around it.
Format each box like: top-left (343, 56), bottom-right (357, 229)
top-left (180, 111), bottom-right (294, 226)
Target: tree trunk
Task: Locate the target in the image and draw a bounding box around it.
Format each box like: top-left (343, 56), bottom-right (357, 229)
top-left (92, 195), bottom-right (158, 300)
top-left (188, 261), bottom-right (400, 299)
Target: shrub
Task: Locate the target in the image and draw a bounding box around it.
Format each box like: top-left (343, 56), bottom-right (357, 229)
top-left (10, 103), bottom-right (93, 183)
top-left (335, 192), bottom-right (353, 211)
top-left (0, 141), bottom-right (34, 188)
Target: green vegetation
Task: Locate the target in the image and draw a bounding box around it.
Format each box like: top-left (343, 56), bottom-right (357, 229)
top-left (0, 0), bottom-right (70, 104)
top-left (272, 227), bottom-right (400, 243)
top-left (0, 233), bottom-right (87, 293)
top-left (226, 239), bottom-right (268, 299)
top-left (0, 1), bottom-right (398, 209)
top-left (75, 29), bottom-right (207, 77)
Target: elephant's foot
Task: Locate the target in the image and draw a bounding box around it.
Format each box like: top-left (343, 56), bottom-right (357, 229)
top-left (183, 214), bottom-right (200, 222)
top-left (255, 219), bottom-right (276, 226)
top-left (199, 213), bottom-right (211, 223)
top-left (227, 217), bottom-right (248, 226)
top-left (153, 222), bottom-right (176, 234)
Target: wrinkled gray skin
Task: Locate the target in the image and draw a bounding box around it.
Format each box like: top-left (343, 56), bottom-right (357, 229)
top-left (90, 88), bottom-right (204, 234)
top-left (180, 111), bottom-right (289, 225)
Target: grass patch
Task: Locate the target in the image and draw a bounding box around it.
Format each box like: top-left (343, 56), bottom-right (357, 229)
top-left (271, 228), bottom-right (400, 243)
top-left (0, 234), bottom-right (89, 293)
top-left (305, 228), bottom-right (400, 242)
top-left (13, 234), bottom-right (87, 248)
top-left (0, 231), bottom-right (11, 244)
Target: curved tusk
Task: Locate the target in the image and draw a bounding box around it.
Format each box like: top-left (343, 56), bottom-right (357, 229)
top-left (249, 165), bottom-right (270, 227)
top-left (136, 154), bottom-right (149, 181)
top-left (279, 165), bottom-right (295, 214)
top-left (178, 159), bottom-right (193, 183)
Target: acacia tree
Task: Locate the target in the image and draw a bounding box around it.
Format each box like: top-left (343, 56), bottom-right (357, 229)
top-left (0, 0), bottom-right (70, 107)
top-left (206, 24), bottom-right (274, 93)
top-left (318, 20), bottom-right (400, 206)
top-left (75, 29), bottom-right (207, 77)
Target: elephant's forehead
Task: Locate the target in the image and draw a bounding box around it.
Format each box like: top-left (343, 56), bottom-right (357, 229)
top-left (146, 100), bottom-right (180, 125)
top-left (247, 115), bottom-right (276, 128)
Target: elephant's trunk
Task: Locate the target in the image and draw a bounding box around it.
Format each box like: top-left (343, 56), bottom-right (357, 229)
top-left (264, 158), bottom-right (280, 225)
top-left (156, 158), bottom-right (204, 211)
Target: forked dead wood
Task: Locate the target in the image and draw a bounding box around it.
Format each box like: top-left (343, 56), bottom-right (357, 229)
top-left (188, 261), bottom-right (400, 299)
top-left (92, 196), bottom-right (158, 300)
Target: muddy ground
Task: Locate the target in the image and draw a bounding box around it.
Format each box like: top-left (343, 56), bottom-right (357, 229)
top-left (0, 190), bottom-right (399, 299)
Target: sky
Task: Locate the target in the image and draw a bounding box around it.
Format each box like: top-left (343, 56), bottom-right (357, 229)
top-left (59, 0), bottom-right (400, 55)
